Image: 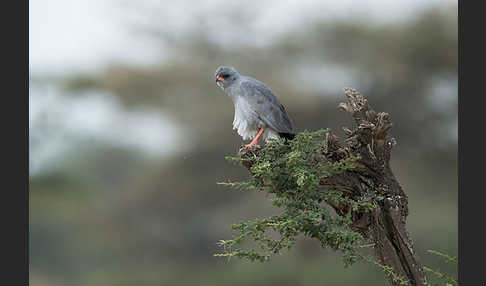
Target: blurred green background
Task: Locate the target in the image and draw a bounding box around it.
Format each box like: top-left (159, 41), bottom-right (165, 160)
top-left (29, 1), bottom-right (457, 285)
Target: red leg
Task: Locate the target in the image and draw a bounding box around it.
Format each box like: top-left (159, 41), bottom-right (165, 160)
top-left (244, 128), bottom-right (264, 148)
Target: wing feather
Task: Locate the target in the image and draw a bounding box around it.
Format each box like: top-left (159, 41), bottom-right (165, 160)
top-left (240, 79), bottom-right (293, 134)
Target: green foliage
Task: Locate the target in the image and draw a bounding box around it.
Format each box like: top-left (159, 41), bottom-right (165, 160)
top-left (216, 129), bottom-right (374, 266)
top-left (426, 250), bottom-right (458, 264)
top-left (424, 250), bottom-right (458, 286)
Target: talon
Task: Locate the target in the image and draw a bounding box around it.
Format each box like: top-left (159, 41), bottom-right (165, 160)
top-left (242, 128), bottom-right (264, 149)
top-left (244, 143), bottom-right (260, 148)
top-left (239, 141), bottom-right (261, 153)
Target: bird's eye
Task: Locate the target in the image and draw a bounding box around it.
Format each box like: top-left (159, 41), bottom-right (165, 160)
top-left (221, 74), bottom-right (230, 79)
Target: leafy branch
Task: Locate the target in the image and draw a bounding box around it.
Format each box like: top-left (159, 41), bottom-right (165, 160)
top-left (423, 250), bottom-right (458, 286)
top-left (215, 130), bottom-right (374, 266)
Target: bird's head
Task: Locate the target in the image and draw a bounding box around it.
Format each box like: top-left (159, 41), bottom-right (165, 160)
top-left (215, 66), bottom-right (239, 89)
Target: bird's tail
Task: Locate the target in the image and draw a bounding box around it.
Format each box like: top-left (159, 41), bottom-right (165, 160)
top-left (279, 132), bottom-right (295, 141)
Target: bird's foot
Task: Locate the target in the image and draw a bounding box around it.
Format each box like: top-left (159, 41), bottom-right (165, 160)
top-left (239, 143), bottom-right (260, 153)
top-left (244, 143), bottom-right (260, 148)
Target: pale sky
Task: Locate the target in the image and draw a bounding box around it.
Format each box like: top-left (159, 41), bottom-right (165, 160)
top-left (29, 0), bottom-right (457, 75)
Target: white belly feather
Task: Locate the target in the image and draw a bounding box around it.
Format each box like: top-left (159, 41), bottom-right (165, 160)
top-left (232, 99), bottom-right (280, 141)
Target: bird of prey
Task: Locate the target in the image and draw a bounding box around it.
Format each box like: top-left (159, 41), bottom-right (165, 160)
top-left (214, 66), bottom-right (294, 148)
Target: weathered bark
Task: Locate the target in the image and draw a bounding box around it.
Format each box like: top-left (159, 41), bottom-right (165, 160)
top-left (239, 88), bottom-right (428, 286)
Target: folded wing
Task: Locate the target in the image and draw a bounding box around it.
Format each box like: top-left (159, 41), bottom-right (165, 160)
top-left (240, 79), bottom-right (294, 134)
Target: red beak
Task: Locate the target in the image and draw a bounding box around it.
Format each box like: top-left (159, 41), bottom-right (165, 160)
top-left (216, 76), bottom-right (224, 82)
